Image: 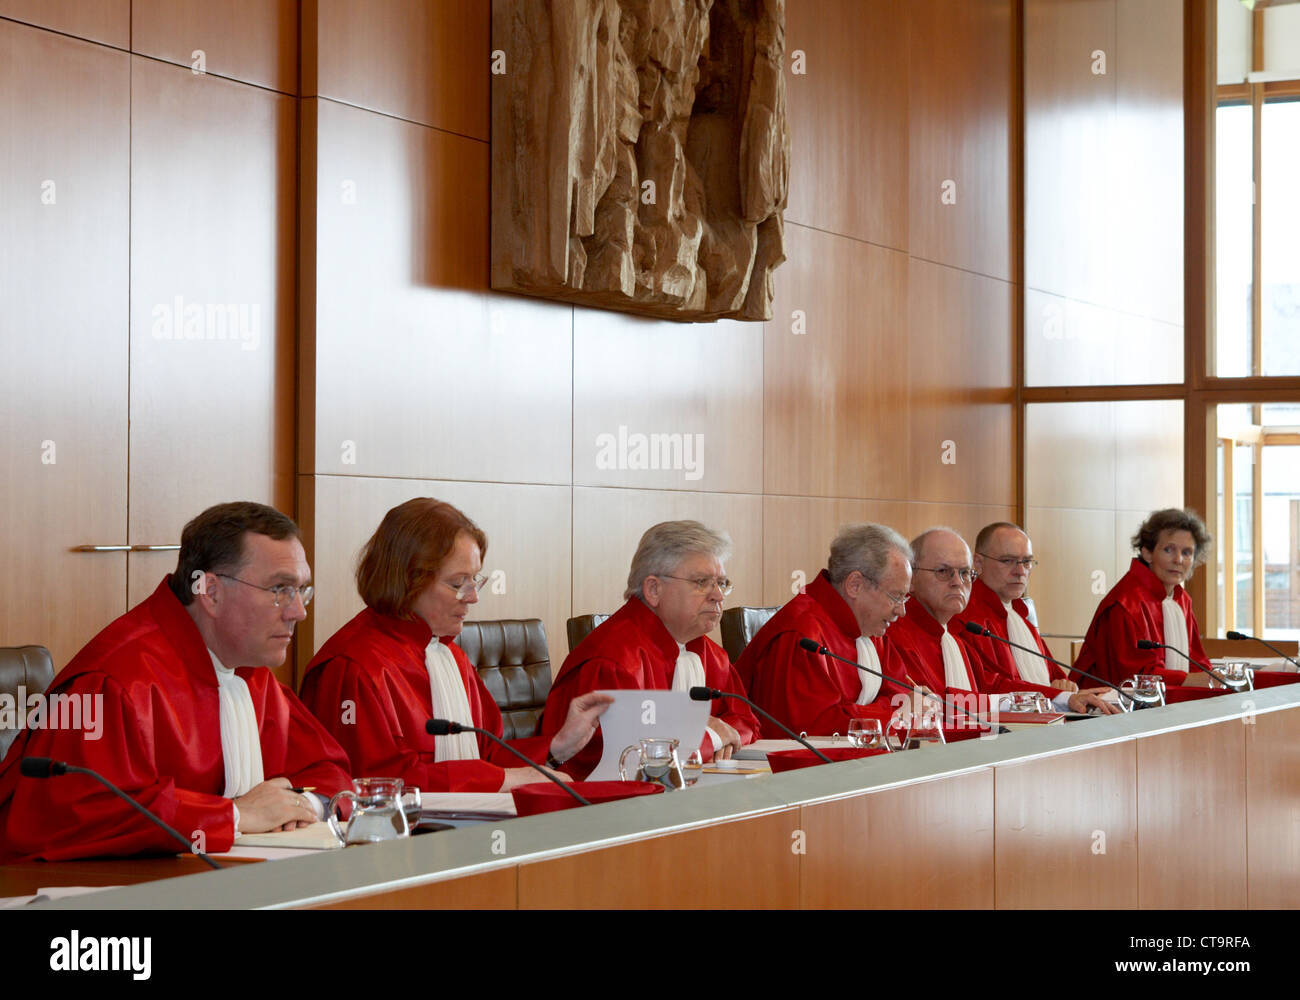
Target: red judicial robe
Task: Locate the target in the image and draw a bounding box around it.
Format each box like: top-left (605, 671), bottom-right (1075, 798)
top-left (541, 597), bottom-right (760, 778)
top-left (1072, 558), bottom-right (1203, 687)
top-left (888, 599), bottom-right (1062, 707)
top-left (955, 578), bottom-right (1070, 687)
top-left (0, 579), bottom-right (351, 862)
top-left (300, 608), bottom-right (549, 793)
top-left (733, 570), bottom-right (910, 738)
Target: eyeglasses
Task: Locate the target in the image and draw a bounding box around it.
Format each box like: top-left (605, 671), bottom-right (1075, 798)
top-left (216, 574), bottom-right (314, 608)
top-left (659, 574), bottom-right (734, 596)
top-left (914, 566), bottom-right (977, 584)
top-left (978, 554), bottom-right (1039, 570)
top-left (441, 572), bottom-right (490, 600)
top-left (867, 578), bottom-right (911, 608)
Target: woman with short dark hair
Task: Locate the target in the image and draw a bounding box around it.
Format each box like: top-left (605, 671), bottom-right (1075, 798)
top-left (300, 498), bottom-right (609, 793)
top-left (1072, 507), bottom-right (1213, 687)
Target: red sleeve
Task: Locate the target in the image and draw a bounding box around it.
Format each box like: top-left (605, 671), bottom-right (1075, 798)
top-left (0, 674), bottom-right (236, 861)
top-left (299, 657), bottom-right (506, 794)
top-left (704, 651), bottom-right (761, 749)
top-left (1072, 606), bottom-right (1186, 688)
top-left (253, 678), bottom-right (352, 799)
top-left (543, 657), bottom-right (636, 779)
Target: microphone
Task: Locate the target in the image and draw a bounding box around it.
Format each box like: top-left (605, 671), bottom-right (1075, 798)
top-left (1135, 640), bottom-right (1238, 689)
top-left (961, 621), bottom-right (1142, 708)
top-left (687, 687), bottom-right (832, 764)
top-left (796, 637), bottom-right (1005, 733)
top-left (425, 719), bottom-right (591, 806)
top-left (1225, 630), bottom-right (1300, 672)
top-left (20, 757), bottom-right (222, 869)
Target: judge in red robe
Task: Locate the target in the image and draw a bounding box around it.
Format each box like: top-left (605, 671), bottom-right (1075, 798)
top-left (734, 524), bottom-right (917, 738)
top-left (956, 523), bottom-right (1076, 690)
top-left (891, 529), bottom-right (1119, 717)
top-left (1072, 509), bottom-right (1212, 688)
top-left (300, 498), bottom-right (610, 794)
top-left (0, 503), bottom-right (351, 862)
top-left (542, 521), bottom-right (759, 778)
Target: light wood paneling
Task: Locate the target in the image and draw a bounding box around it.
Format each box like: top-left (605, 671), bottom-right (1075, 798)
top-left (309, 98), bottom-right (571, 485)
top-left (760, 496), bottom-right (1016, 608)
top-left (1246, 707), bottom-right (1300, 908)
top-left (908, 0), bottom-right (1014, 281)
top-left (906, 259), bottom-right (1015, 506)
top-left (308, 0), bottom-right (489, 140)
top-left (1136, 721), bottom-right (1248, 908)
top-left (1113, 400), bottom-right (1183, 511)
top-left (303, 476), bottom-right (571, 682)
top-left (784, 0), bottom-right (908, 249)
top-left (994, 741), bottom-right (1138, 908)
top-left (517, 809), bottom-right (800, 908)
top-left (310, 866), bottom-right (517, 909)
top-left (0, 21), bottom-right (129, 669)
top-left (764, 224), bottom-right (909, 499)
top-left (0, 0), bottom-right (129, 48)
top-left (128, 57), bottom-right (297, 606)
top-left (132, 0), bottom-right (298, 93)
top-left (571, 488), bottom-right (762, 653)
top-left (799, 769), bottom-right (995, 908)
top-left (1026, 401), bottom-right (1116, 510)
top-left (573, 312), bottom-right (762, 494)
top-left (1024, 507), bottom-right (1117, 638)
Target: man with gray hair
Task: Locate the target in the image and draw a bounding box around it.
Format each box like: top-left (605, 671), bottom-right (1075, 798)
top-left (541, 520), bottom-right (759, 778)
top-left (734, 523), bottom-right (917, 737)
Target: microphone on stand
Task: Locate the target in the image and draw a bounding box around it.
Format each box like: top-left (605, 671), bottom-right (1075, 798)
top-left (1135, 640), bottom-right (1238, 689)
top-left (426, 719), bottom-right (592, 806)
top-left (1225, 630), bottom-right (1300, 672)
top-left (961, 621), bottom-right (1142, 708)
top-left (687, 687), bottom-right (832, 763)
top-left (796, 637), bottom-right (1007, 733)
top-left (20, 757), bottom-right (223, 869)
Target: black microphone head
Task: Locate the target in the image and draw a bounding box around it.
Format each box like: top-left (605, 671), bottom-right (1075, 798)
top-left (797, 637), bottom-right (821, 653)
top-left (20, 757), bottom-right (60, 778)
top-left (1225, 631), bottom-right (1247, 641)
top-left (426, 719), bottom-right (458, 736)
top-left (1136, 639), bottom-right (1160, 650)
top-left (963, 621), bottom-right (986, 636)
top-left (688, 686), bottom-right (714, 701)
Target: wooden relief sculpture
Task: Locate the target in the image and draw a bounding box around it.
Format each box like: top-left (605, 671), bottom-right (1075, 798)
top-left (491, 0), bottom-right (789, 322)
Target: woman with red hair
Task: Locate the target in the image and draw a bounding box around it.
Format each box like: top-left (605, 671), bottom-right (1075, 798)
top-left (301, 498), bottom-right (609, 792)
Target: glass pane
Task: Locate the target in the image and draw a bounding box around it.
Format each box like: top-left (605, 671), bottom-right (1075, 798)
top-left (1262, 99), bottom-right (1300, 376)
top-left (1214, 103), bottom-right (1253, 377)
top-left (1234, 443), bottom-right (1254, 631)
top-left (1262, 445), bottom-right (1300, 638)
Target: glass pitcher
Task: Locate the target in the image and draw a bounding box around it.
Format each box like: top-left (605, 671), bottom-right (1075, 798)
top-left (619, 737), bottom-right (686, 791)
top-left (328, 777), bottom-right (410, 845)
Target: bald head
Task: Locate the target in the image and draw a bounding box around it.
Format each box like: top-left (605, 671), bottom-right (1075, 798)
top-left (909, 528), bottom-right (973, 624)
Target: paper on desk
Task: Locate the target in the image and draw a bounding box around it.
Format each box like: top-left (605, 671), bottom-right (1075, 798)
top-left (735, 737), bottom-right (850, 760)
top-left (587, 689), bottom-right (710, 780)
top-left (0, 885), bottom-right (118, 908)
top-left (420, 792), bottom-right (516, 816)
top-left (234, 821), bottom-right (341, 850)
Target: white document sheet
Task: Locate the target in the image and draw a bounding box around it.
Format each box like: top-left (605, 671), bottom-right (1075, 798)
top-left (587, 688), bottom-right (710, 780)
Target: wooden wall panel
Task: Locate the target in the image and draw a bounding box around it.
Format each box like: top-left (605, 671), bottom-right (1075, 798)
top-left (308, 0), bottom-right (489, 139)
top-left (1113, 400), bottom-right (1183, 511)
top-left (310, 866), bottom-right (517, 909)
top-left (906, 259), bottom-right (1015, 506)
top-left (1136, 721), bottom-right (1248, 908)
top-left (127, 58), bottom-right (297, 607)
top-left (0, 0), bottom-right (129, 48)
top-left (0, 22), bottom-right (130, 669)
top-left (784, 0), bottom-right (908, 249)
top-left (517, 810), bottom-right (801, 909)
top-left (764, 224), bottom-right (909, 500)
top-left (573, 311), bottom-right (762, 494)
top-left (1246, 707), bottom-right (1300, 909)
top-left (1024, 507), bottom-right (1117, 638)
top-left (994, 741), bottom-right (1138, 908)
top-left (131, 0), bottom-right (298, 93)
top-left (1026, 401), bottom-right (1116, 511)
top-left (309, 98), bottom-right (571, 486)
top-left (303, 476), bottom-right (571, 678)
top-left (571, 488), bottom-right (762, 653)
top-left (908, 0), bottom-right (1014, 282)
top-left (799, 769), bottom-right (995, 908)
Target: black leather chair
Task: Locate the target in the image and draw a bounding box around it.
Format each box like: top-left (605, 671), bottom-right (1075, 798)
top-left (0, 645), bottom-right (55, 760)
top-left (565, 613), bottom-right (610, 656)
top-left (720, 606), bottom-right (780, 664)
top-left (455, 620), bottom-right (551, 741)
